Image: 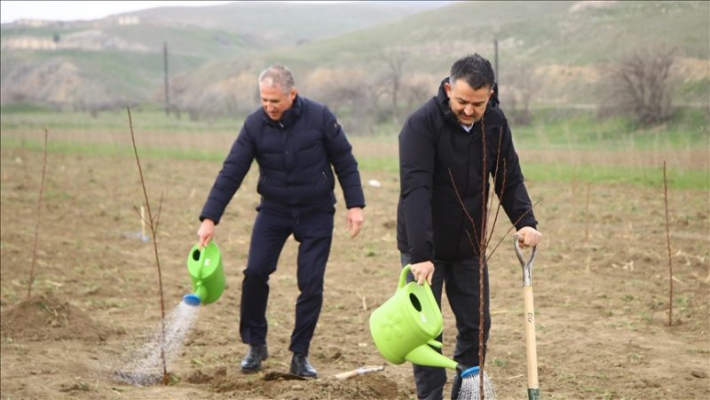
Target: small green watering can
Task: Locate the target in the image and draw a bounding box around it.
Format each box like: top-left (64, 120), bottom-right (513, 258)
top-left (370, 265), bottom-right (477, 377)
top-left (182, 241), bottom-right (225, 306)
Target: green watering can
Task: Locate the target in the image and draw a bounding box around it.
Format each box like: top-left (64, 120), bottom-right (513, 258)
top-left (182, 241), bottom-right (225, 306)
top-left (369, 265), bottom-right (479, 378)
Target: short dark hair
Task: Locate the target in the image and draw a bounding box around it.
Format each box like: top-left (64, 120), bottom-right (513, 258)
top-left (449, 54), bottom-right (495, 90)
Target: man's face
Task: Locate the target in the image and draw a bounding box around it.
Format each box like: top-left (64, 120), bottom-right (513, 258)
top-left (445, 79), bottom-right (493, 126)
top-left (260, 84), bottom-right (296, 121)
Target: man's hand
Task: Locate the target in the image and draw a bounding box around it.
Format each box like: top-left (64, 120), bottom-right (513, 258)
top-left (515, 226), bottom-right (543, 248)
top-left (346, 207), bottom-right (364, 238)
top-left (197, 219), bottom-right (215, 249)
top-left (410, 261), bottom-right (435, 286)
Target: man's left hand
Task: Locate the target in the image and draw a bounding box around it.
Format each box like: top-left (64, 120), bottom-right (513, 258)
top-left (346, 207), bottom-right (364, 238)
top-left (515, 226), bottom-right (543, 248)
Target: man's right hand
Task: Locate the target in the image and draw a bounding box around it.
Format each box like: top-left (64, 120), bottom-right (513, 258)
top-left (410, 261), bottom-right (435, 285)
top-left (197, 219), bottom-right (215, 249)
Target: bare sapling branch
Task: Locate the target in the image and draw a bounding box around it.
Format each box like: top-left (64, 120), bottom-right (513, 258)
top-left (484, 128), bottom-right (507, 251)
top-left (663, 161), bottom-right (673, 326)
top-left (585, 183), bottom-right (591, 273)
top-left (27, 129), bottom-right (49, 299)
top-left (449, 168), bottom-right (481, 249)
top-left (478, 117), bottom-right (489, 398)
top-left (127, 107), bottom-right (169, 384)
top-left (485, 199), bottom-right (542, 261)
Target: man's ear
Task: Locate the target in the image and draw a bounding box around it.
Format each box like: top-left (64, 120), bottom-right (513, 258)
top-left (290, 88), bottom-right (298, 101)
top-left (444, 82), bottom-right (452, 98)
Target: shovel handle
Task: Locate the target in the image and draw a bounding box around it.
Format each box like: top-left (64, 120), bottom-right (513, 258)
top-left (514, 235), bottom-right (540, 399)
top-left (514, 234), bottom-right (537, 287)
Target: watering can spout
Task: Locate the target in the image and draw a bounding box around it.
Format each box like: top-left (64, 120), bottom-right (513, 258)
top-left (405, 344), bottom-right (458, 370)
top-left (183, 293), bottom-right (201, 306)
top-left (183, 284), bottom-right (207, 306)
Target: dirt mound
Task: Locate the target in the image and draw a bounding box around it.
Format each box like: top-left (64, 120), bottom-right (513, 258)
top-left (323, 373), bottom-right (400, 399)
top-left (0, 294), bottom-right (112, 342)
top-left (189, 366), bottom-right (400, 399)
top-left (183, 365), bottom-right (401, 399)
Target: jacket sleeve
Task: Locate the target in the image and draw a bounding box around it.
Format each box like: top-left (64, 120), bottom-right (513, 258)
top-left (399, 113), bottom-right (437, 264)
top-left (490, 122), bottom-right (537, 230)
top-left (322, 108), bottom-right (366, 209)
top-left (199, 124), bottom-right (256, 224)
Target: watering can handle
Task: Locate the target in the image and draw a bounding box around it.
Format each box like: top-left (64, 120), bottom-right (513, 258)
top-left (193, 243), bottom-right (208, 279)
top-left (399, 265), bottom-right (412, 289)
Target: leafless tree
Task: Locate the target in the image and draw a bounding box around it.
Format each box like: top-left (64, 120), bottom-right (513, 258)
top-left (500, 64), bottom-right (541, 126)
top-left (379, 48), bottom-right (409, 125)
top-left (601, 47), bottom-right (676, 125)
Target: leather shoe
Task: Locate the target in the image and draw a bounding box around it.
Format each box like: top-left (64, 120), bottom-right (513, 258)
top-left (290, 353), bottom-right (317, 378)
top-left (240, 345), bottom-right (268, 373)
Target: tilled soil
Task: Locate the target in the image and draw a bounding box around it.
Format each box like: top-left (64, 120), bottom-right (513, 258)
top-left (1, 144), bottom-right (708, 400)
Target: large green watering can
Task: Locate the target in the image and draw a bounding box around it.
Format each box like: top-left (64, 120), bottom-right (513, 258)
top-left (369, 265), bottom-right (478, 377)
top-left (182, 241), bottom-right (225, 306)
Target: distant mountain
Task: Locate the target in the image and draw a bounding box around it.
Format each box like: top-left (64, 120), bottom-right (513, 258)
top-left (125, 1), bottom-right (453, 48)
top-left (1, 0), bottom-right (707, 119)
top-left (173, 1), bottom-right (709, 119)
top-left (0, 1), bottom-right (452, 107)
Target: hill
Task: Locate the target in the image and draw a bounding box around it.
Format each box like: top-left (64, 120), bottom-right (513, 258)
top-left (168, 0), bottom-right (709, 131)
top-left (1, 1), bottom-right (707, 120)
top-left (0, 1), bottom-right (449, 108)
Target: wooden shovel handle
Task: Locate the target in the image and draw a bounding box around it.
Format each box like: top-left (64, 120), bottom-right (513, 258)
top-left (524, 285), bottom-right (540, 399)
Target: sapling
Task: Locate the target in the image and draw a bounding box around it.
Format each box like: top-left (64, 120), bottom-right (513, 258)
top-left (27, 129), bottom-right (49, 299)
top-left (127, 107), bottom-right (169, 384)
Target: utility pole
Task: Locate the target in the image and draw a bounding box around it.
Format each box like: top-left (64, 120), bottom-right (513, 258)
top-left (163, 41), bottom-right (170, 116)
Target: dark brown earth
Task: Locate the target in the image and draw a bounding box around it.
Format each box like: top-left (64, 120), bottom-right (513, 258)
top-left (1, 135), bottom-right (708, 399)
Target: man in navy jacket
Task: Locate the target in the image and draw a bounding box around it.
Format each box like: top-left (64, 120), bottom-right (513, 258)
top-left (197, 65), bottom-right (365, 378)
top-left (398, 54), bottom-right (542, 399)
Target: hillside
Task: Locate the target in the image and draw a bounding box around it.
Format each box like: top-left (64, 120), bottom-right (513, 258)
top-left (0, 1), bottom-right (707, 116)
top-left (126, 1), bottom-right (449, 47)
top-left (0, 1), bottom-right (449, 108)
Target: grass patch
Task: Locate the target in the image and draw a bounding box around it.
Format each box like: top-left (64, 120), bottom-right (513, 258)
top-left (516, 107), bottom-right (709, 149)
top-left (523, 162), bottom-right (709, 190)
top-left (0, 136), bottom-right (225, 162)
top-left (4, 136), bottom-right (706, 191)
top-left (0, 108), bottom-right (242, 133)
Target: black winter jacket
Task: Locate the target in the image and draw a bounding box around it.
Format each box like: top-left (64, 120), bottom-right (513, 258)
top-left (397, 78), bottom-right (537, 263)
top-left (200, 95), bottom-right (365, 223)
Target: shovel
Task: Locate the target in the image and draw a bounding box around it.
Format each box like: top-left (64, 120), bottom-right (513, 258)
top-left (514, 234), bottom-right (540, 400)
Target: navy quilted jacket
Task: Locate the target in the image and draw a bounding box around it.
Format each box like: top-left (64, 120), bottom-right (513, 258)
top-left (200, 95), bottom-right (365, 223)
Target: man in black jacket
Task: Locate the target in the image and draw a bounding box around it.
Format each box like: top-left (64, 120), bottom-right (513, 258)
top-left (397, 54), bottom-right (542, 399)
top-left (197, 65), bottom-right (365, 378)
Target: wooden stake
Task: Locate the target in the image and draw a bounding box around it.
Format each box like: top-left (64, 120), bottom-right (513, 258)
top-left (663, 161), bottom-right (673, 326)
top-left (141, 205), bottom-right (147, 240)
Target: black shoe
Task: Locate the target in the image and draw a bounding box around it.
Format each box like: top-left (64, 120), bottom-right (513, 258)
top-left (290, 353), bottom-right (317, 378)
top-left (240, 345), bottom-right (268, 373)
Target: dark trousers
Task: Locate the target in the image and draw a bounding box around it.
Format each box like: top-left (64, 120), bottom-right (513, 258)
top-left (400, 253), bottom-right (491, 400)
top-left (240, 210), bottom-right (334, 356)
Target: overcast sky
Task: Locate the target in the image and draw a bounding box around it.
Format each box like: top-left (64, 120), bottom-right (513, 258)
top-left (0, 1), bottom-right (239, 24)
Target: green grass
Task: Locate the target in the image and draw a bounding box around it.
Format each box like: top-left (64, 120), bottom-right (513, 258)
top-left (522, 163), bottom-right (708, 190)
top-left (0, 108), bottom-right (242, 133)
top-left (2, 107), bottom-right (707, 190)
top-left (0, 136), bottom-right (224, 162)
top-left (516, 107), bottom-right (709, 149)
top-left (4, 136), bottom-right (705, 191)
